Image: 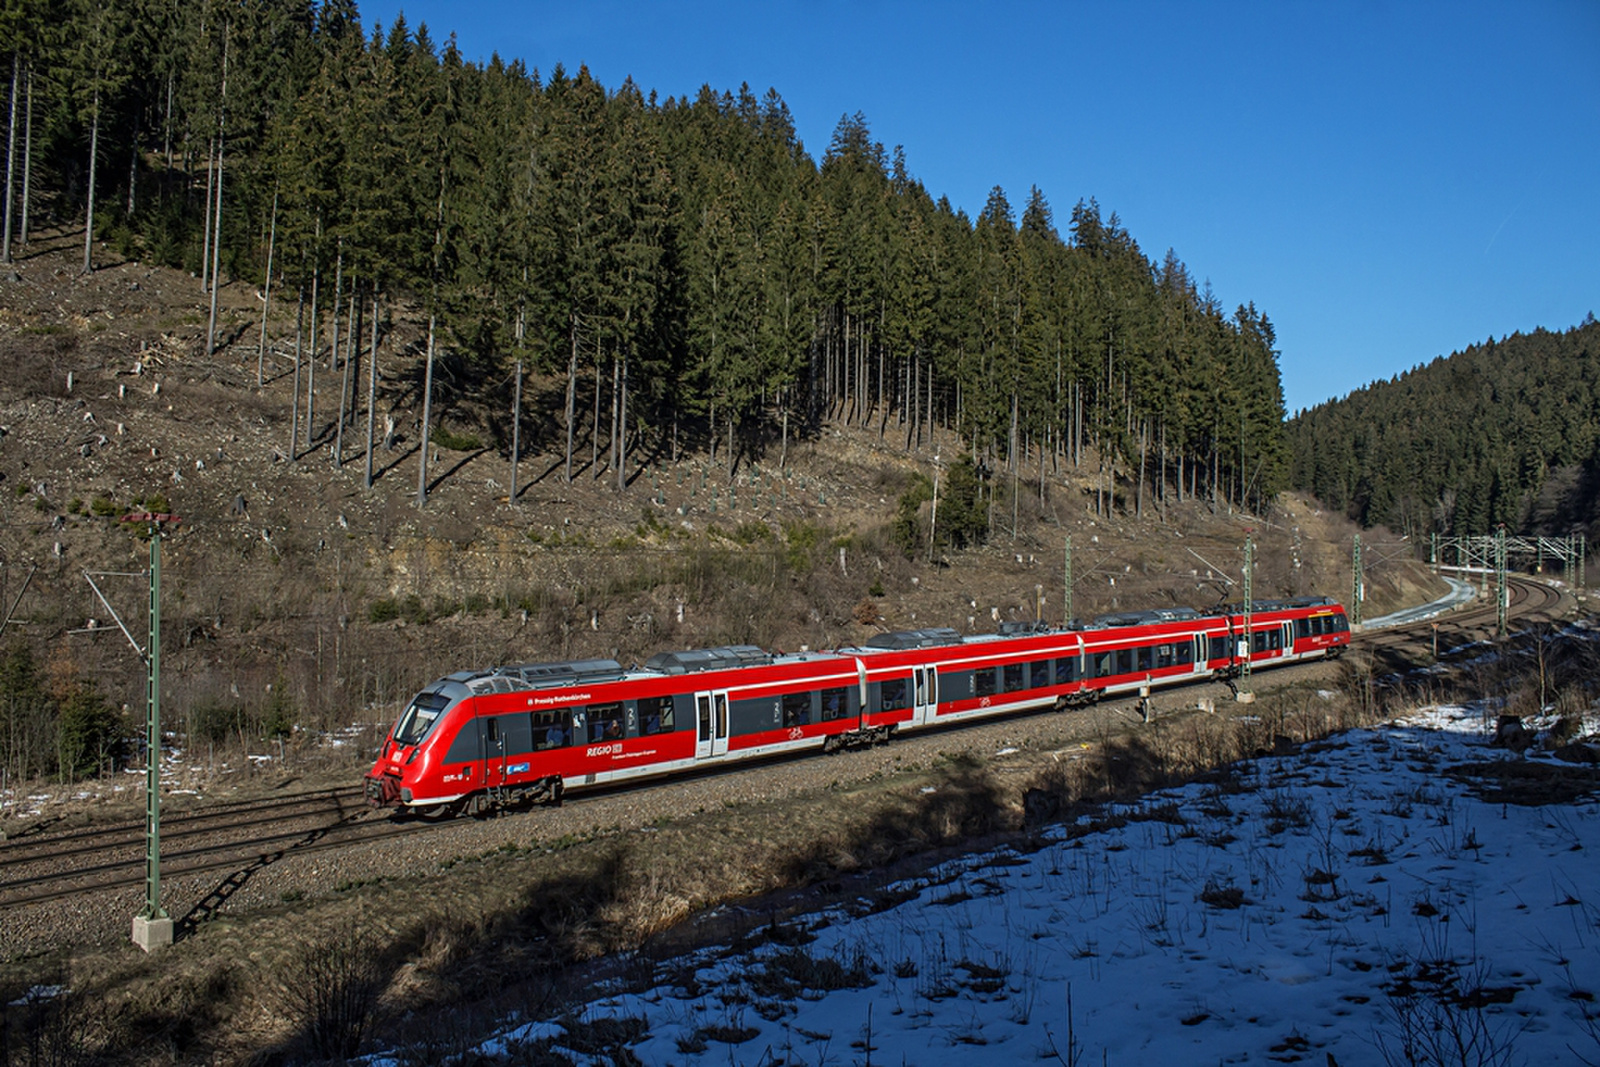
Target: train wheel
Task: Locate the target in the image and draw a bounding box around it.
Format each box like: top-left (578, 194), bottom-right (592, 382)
top-left (411, 802), bottom-right (456, 820)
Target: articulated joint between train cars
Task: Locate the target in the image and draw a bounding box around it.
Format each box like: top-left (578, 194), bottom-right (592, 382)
top-left (823, 725), bottom-right (894, 753)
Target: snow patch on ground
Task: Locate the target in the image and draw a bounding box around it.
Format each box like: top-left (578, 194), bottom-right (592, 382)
top-left (446, 704), bottom-right (1600, 1065)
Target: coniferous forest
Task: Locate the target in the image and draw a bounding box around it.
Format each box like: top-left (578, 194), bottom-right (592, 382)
top-left (1287, 319), bottom-right (1600, 540)
top-left (2, 0), bottom-right (1291, 513)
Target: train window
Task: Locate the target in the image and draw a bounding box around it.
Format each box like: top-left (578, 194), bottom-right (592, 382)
top-left (782, 691), bottom-right (813, 726)
top-left (1003, 662), bottom-right (1025, 692)
top-left (1116, 649), bottom-right (1134, 675)
top-left (499, 713), bottom-right (533, 755)
top-left (820, 687), bottom-right (849, 722)
top-left (1295, 618), bottom-right (1311, 639)
top-left (974, 668), bottom-right (998, 698)
top-left (1135, 646), bottom-right (1153, 673)
top-left (1090, 651), bottom-right (1114, 678)
top-left (880, 677), bottom-right (909, 712)
top-left (728, 696), bottom-right (773, 736)
top-left (1176, 641), bottom-right (1193, 666)
top-left (1055, 658), bottom-right (1078, 685)
top-left (588, 701), bottom-right (625, 742)
top-left (532, 709), bottom-right (573, 749)
top-left (444, 721), bottom-right (481, 764)
top-left (1030, 661), bottom-right (1051, 688)
top-left (1332, 614), bottom-right (1349, 633)
top-left (394, 691), bottom-right (450, 746)
top-left (937, 669), bottom-right (971, 701)
top-left (1154, 644), bottom-right (1173, 669)
top-left (1209, 636), bottom-right (1230, 661)
top-left (637, 695), bottom-right (674, 736)
top-left (1270, 630), bottom-right (1283, 651)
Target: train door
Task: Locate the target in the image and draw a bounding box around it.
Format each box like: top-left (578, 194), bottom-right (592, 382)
top-left (485, 716), bottom-right (506, 788)
top-left (1281, 622), bottom-right (1294, 661)
top-left (912, 666), bottom-right (939, 727)
top-left (694, 690), bottom-right (730, 760)
top-left (1192, 634), bottom-right (1206, 676)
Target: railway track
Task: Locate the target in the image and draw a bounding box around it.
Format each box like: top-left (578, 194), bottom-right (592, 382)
top-left (1355, 574), bottom-right (1564, 673)
top-left (0, 786), bottom-right (418, 912)
top-left (2, 574), bottom-right (1571, 917)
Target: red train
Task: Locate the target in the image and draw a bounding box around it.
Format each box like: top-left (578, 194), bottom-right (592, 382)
top-left (364, 596), bottom-right (1350, 815)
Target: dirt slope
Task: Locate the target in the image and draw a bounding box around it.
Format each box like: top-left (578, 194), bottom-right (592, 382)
top-left (0, 229), bottom-right (1440, 736)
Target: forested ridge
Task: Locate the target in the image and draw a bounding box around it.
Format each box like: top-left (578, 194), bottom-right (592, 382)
top-left (1287, 318), bottom-right (1600, 539)
top-left (3, 0), bottom-right (1289, 513)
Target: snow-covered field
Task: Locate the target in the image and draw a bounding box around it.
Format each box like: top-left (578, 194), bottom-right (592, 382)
top-left (457, 705), bottom-right (1600, 1066)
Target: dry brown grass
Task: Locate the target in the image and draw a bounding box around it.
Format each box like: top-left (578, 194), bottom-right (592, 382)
top-left (1019, 680), bottom-right (1380, 832)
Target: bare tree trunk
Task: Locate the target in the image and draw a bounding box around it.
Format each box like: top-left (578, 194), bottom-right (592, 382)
top-left (1137, 421), bottom-right (1147, 520)
top-left (841, 311), bottom-right (852, 424)
top-left (1009, 393), bottom-right (1020, 474)
top-left (81, 88), bottom-right (99, 275)
top-left (1012, 437), bottom-right (1019, 539)
top-left (18, 61), bottom-right (30, 246)
top-left (607, 353), bottom-right (619, 482)
top-left (335, 280), bottom-right (356, 467)
top-left (162, 73), bottom-right (172, 170)
top-left (510, 357), bottom-right (522, 503)
top-left (204, 134), bottom-right (224, 355)
top-left (908, 356), bottom-right (918, 452)
top-left (199, 136), bottom-right (214, 291)
top-left (1159, 421), bottom-right (1167, 519)
top-left (417, 314), bottom-right (436, 507)
top-left (563, 316), bottom-right (578, 483)
top-left (3, 52), bottom-right (17, 265)
top-left (364, 292), bottom-right (378, 489)
top-left (345, 281), bottom-right (359, 395)
top-left (876, 325), bottom-right (885, 437)
top-left (290, 286), bottom-right (304, 460)
top-left (256, 189), bottom-right (277, 386)
top-left (1039, 431), bottom-right (1046, 504)
top-left (616, 355), bottom-right (627, 493)
top-left (590, 351), bottom-right (602, 478)
top-left (204, 27), bottom-right (229, 311)
top-left (780, 401), bottom-right (789, 469)
top-left (125, 118), bottom-right (137, 216)
top-left (328, 242), bottom-right (343, 374)
top-left (305, 237), bottom-right (320, 448)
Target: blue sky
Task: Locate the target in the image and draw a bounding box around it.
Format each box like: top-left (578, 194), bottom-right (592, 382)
top-left (360, 0), bottom-right (1599, 414)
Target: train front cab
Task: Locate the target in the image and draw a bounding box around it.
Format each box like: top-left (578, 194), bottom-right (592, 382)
top-left (365, 678), bottom-right (474, 808)
top-left (1292, 608), bottom-right (1351, 658)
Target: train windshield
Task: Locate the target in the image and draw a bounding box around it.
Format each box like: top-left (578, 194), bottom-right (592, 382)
top-left (393, 691), bottom-right (451, 746)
